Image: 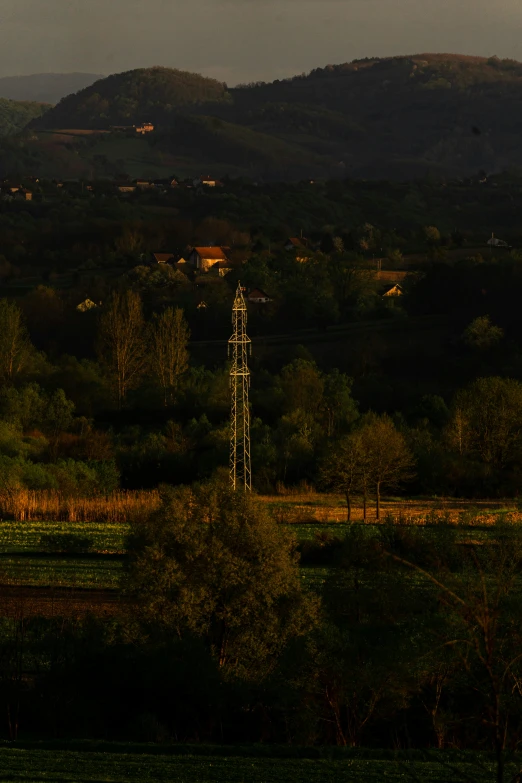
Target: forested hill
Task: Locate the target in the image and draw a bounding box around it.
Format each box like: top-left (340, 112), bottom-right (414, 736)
top-left (0, 98), bottom-right (50, 136)
top-left (32, 67), bottom-right (232, 128)
top-left (24, 54), bottom-right (522, 180)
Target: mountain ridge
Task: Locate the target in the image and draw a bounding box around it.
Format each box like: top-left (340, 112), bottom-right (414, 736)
top-left (16, 54), bottom-right (522, 180)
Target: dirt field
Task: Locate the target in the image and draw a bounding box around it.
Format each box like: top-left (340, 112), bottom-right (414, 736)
top-left (0, 585), bottom-right (120, 618)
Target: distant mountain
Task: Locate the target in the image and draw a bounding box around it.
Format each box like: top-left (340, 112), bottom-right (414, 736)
top-left (21, 55), bottom-right (522, 180)
top-left (0, 73), bottom-right (103, 105)
top-left (0, 98), bottom-right (49, 136)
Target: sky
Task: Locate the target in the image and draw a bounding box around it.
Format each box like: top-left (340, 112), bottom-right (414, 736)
top-left (1, 0), bottom-right (522, 85)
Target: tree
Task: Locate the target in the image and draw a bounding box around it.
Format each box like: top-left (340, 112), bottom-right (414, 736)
top-left (125, 481), bottom-right (318, 680)
top-left (462, 315), bottom-right (504, 351)
top-left (279, 359), bottom-right (324, 417)
top-left (0, 299), bottom-right (32, 383)
top-left (320, 432), bottom-right (367, 521)
top-left (358, 414), bottom-right (415, 519)
top-left (98, 289), bottom-right (147, 408)
top-left (384, 528), bottom-right (522, 783)
top-left (446, 377), bottom-right (522, 472)
top-left (149, 307), bottom-right (190, 406)
top-left (423, 225), bottom-right (441, 246)
top-left (321, 369), bottom-right (358, 438)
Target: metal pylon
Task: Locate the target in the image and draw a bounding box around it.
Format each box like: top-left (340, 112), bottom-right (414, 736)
top-left (228, 282), bottom-right (252, 491)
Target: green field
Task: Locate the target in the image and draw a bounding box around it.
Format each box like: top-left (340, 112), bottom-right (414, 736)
top-left (0, 745), bottom-right (509, 783)
top-left (0, 517), bottom-right (518, 591)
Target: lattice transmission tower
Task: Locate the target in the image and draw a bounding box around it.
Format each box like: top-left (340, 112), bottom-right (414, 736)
top-left (228, 282), bottom-right (252, 491)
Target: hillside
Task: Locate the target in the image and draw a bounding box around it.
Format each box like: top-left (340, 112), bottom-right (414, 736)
top-left (32, 67), bottom-right (231, 128)
top-left (0, 73), bottom-right (103, 104)
top-left (20, 55), bottom-right (522, 180)
top-left (0, 98), bottom-right (49, 136)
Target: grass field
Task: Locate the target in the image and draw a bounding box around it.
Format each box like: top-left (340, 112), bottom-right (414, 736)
top-left (0, 497), bottom-right (520, 593)
top-left (0, 492), bottom-right (522, 590)
top-left (0, 744), bottom-right (510, 783)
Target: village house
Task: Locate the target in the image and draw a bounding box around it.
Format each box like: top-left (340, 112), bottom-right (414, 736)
top-left (247, 288), bottom-right (271, 304)
top-left (382, 283), bottom-right (403, 298)
top-left (153, 177), bottom-right (178, 189)
top-left (151, 253), bottom-right (175, 265)
top-left (194, 175), bottom-right (223, 188)
top-left (188, 246), bottom-right (230, 272)
top-left (208, 260), bottom-right (233, 277)
top-left (116, 184), bottom-right (137, 194)
top-left (135, 122), bottom-right (154, 134)
top-left (285, 237), bottom-right (310, 262)
top-left (134, 179), bottom-right (154, 189)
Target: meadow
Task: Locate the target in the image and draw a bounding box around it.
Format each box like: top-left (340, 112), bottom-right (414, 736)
top-left (0, 744), bottom-right (511, 783)
top-left (0, 494), bottom-right (519, 592)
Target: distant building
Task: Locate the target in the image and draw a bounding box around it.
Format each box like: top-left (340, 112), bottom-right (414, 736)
top-left (285, 237), bottom-right (308, 251)
top-left (135, 122), bottom-right (154, 135)
top-left (285, 237), bottom-right (310, 262)
top-left (382, 284), bottom-right (403, 298)
top-left (152, 253), bottom-right (175, 264)
top-left (188, 246), bottom-right (230, 272)
top-left (487, 234), bottom-right (510, 248)
top-left (247, 288), bottom-right (271, 304)
top-left (116, 184), bottom-right (137, 194)
top-left (135, 179), bottom-right (154, 189)
top-left (153, 177), bottom-right (178, 189)
top-left (209, 260), bottom-right (233, 277)
top-left (194, 175), bottom-right (223, 188)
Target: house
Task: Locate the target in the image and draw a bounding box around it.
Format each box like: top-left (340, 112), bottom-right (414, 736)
top-left (12, 188), bottom-right (32, 201)
top-left (285, 237), bottom-right (310, 262)
top-left (487, 234), bottom-right (510, 248)
top-left (209, 260), bottom-right (233, 277)
top-left (194, 175), bottom-right (223, 188)
top-left (188, 246), bottom-right (230, 272)
top-left (197, 301), bottom-right (208, 309)
top-left (285, 237), bottom-right (308, 251)
top-left (247, 288), bottom-right (271, 304)
top-left (135, 122), bottom-right (154, 134)
top-left (382, 284), bottom-right (403, 298)
top-left (152, 253), bottom-right (175, 264)
top-left (153, 177), bottom-right (178, 189)
top-left (135, 179), bottom-right (154, 189)
top-left (116, 184), bottom-right (137, 194)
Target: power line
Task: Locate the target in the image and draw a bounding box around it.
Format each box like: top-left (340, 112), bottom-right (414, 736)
top-left (228, 282), bottom-right (252, 491)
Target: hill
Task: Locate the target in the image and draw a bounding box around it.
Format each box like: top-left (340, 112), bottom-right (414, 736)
top-left (0, 98), bottom-right (49, 136)
top-left (21, 54), bottom-right (522, 180)
top-left (0, 73), bottom-right (103, 104)
top-left (32, 67), bottom-right (231, 128)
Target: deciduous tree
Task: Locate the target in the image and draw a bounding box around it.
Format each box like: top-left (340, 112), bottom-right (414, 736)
top-left (125, 480), bottom-right (318, 680)
top-left (0, 299), bottom-right (32, 383)
top-left (358, 414), bottom-right (415, 519)
top-left (98, 289), bottom-right (147, 408)
top-left (149, 307), bottom-right (190, 406)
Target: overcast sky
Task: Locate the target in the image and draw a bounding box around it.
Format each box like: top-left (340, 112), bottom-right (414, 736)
top-left (1, 0), bottom-right (521, 85)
